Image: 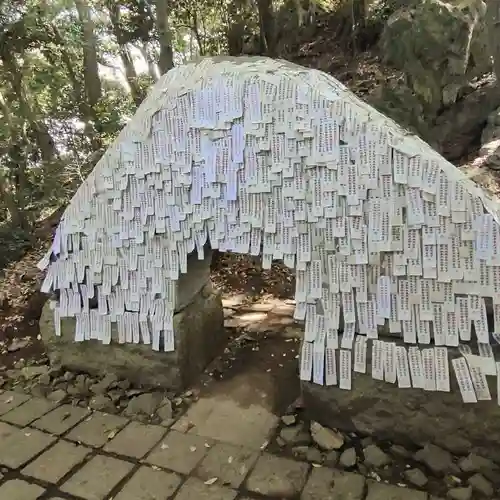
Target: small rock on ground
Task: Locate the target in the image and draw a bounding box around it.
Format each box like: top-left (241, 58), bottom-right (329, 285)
top-left (306, 447), bottom-right (323, 464)
top-left (458, 453), bottom-right (496, 473)
top-left (339, 448), bottom-right (357, 468)
top-left (414, 443), bottom-right (459, 476)
top-left (324, 450), bottom-right (338, 467)
top-left (363, 444), bottom-right (391, 468)
top-left (467, 473), bottom-right (494, 496)
top-left (156, 400), bottom-right (173, 420)
top-left (279, 424), bottom-right (309, 446)
top-left (47, 389), bottom-right (67, 402)
top-left (447, 486), bottom-right (472, 500)
top-left (310, 421), bottom-right (344, 451)
top-left (404, 468), bottom-right (428, 487)
top-left (125, 392), bottom-right (163, 416)
top-left (281, 414), bottom-right (296, 426)
top-left (390, 444), bottom-right (411, 458)
top-left (89, 395), bottom-right (116, 413)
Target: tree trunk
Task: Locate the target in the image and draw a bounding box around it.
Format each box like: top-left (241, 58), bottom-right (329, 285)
top-left (0, 51), bottom-right (57, 164)
top-left (0, 174), bottom-right (30, 230)
top-left (139, 42), bottom-right (160, 81)
top-left (155, 0), bottom-right (175, 75)
top-left (486, 0), bottom-right (500, 86)
top-left (256, 0), bottom-right (277, 57)
top-left (74, 0), bottom-right (102, 109)
top-left (119, 44), bottom-right (143, 106)
top-left (227, 0), bottom-right (247, 56)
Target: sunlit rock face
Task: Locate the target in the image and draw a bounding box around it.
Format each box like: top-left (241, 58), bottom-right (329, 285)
top-left (39, 56), bottom-right (500, 402)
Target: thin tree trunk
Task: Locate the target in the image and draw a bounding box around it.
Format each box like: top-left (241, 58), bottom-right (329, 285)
top-left (486, 0), bottom-right (500, 86)
top-left (0, 92), bottom-right (31, 231)
top-left (139, 42), bottom-right (160, 81)
top-left (227, 0), bottom-right (246, 56)
top-left (155, 0), bottom-right (175, 74)
top-left (256, 0), bottom-right (277, 57)
top-left (0, 51), bottom-right (57, 163)
top-left (74, 0), bottom-right (102, 109)
top-left (119, 44), bottom-right (143, 105)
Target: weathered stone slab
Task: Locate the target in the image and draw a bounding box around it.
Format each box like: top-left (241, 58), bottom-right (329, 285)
top-left (302, 338), bottom-right (500, 463)
top-left (1, 397), bottom-right (56, 426)
top-left (145, 430), bottom-right (213, 474)
top-left (60, 454), bottom-right (134, 499)
top-left (40, 279), bottom-right (226, 390)
top-left (0, 479), bottom-right (45, 500)
top-left (32, 404), bottom-right (90, 435)
top-left (174, 477), bottom-right (237, 500)
top-left (114, 466), bottom-right (182, 500)
top-left (245, 453), bottom-right (310, 498)
top-left (173, 393), bottom-right (279, 449)
top-left (103, 421), bottom-right (166, 459)
top-left (0, 391), bottom-right (30, 416)
top-left (22, 440), bottom-right (91, 483)
top-left (65, 411), bottom-right (128, 448)
top-left (301, 468), bottom-right (365, 500)
top-left (196, 442), bottom-right (259, 488)
top-left (0, 427), bottom-right (56, 468)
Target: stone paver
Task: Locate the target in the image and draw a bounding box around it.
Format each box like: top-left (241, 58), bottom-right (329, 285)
top-left (61, 454), bottom-right (134, 500)
top-left (0, 427), bottom-right (56, 468)
top-left (103, 421), bottom-right (166, 459)
top-left (0, 479), bottom-right (45, 500)
top-left (0, 391), bottom-right (30, 416)
top-left (114, 465), bottom-right (182, 500)
top-left (246, 453), bottom-right (310, 498)
top-left (366, 481), bottom-right (428, 500)
top-left (302, 468), bottom-right (366, 500)
top-left (66, 411), bottom-right (128, 448)
top-left (196, 442), bottom-right (259, 488)
top-left (173, 396), bottom-right (279, 449)
top-left (22, 439), bottom-right (91, 483)
top-left (32, 404), bottom-right (90, 435)
top-left (1, 397), bottom-right (56, 426)
top-left (0, 420), bottom-right (17, 439)
top-left (145, 430), bottom-right (213, 474)
top-left (174, 477), bottom-right (237, 500)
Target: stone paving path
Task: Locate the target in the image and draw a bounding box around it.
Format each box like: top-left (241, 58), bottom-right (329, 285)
top-left (0, 389), bottom-right (436, 500)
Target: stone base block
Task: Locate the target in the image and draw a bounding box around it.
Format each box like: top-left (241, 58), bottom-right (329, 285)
top-left (39, 282), bottom-right (226, 391)
top-left (302, 339), bottom-right (500, 462)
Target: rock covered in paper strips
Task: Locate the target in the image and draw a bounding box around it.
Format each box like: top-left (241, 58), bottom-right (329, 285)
top-left (37, 56), bottom-right (500, 402)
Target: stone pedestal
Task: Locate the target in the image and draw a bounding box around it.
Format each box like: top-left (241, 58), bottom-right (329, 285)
top-left (39, 251), bottom-right (227, 391)
top-left (302, 338), bottom-right (500, 463)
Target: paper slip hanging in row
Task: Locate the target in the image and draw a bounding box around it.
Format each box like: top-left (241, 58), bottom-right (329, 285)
top-left (38, 57), bottom-right (500, 402)
top-left (300, 337), bottom-right (499, 404)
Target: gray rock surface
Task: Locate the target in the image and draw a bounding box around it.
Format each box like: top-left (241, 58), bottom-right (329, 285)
top-left (40, 280), bottom-right (227, 390)
top-left (310, 422), bottom-right (344, 451)
top-left (404, 468), bottom-right (428, 488)
top-left (467, 473), bottom-right (494, 496)
top-left (339, 447), bottom-right (357, 468)
top-left (363, 444), bottom-right (391, 468)
top-left (447, 486), bottom-right (472, 500)
top-left (302, 338), bottom-right (500, 463)
top-left (415, 444), bottom-right (459, 476)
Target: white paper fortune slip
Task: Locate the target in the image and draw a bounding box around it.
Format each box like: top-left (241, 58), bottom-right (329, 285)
top-left (371, 340), bottom-right (384, 381)
top-left (325, 347), bottom-right (337, 386)
top-left (339, 349), bottom-right (352, 390)
top-left (434, 347), bottom-right (450, 392)
top-left (408, 346), bottom-right (424, 389)
top-left (354, 335), bottom-right (367, 373)
top-left (395, 346), bottom-right (411, 388)
top-left (300, 341), bottom-right (313, 381)
top-left (452, 357), bottom-right (477, 403)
